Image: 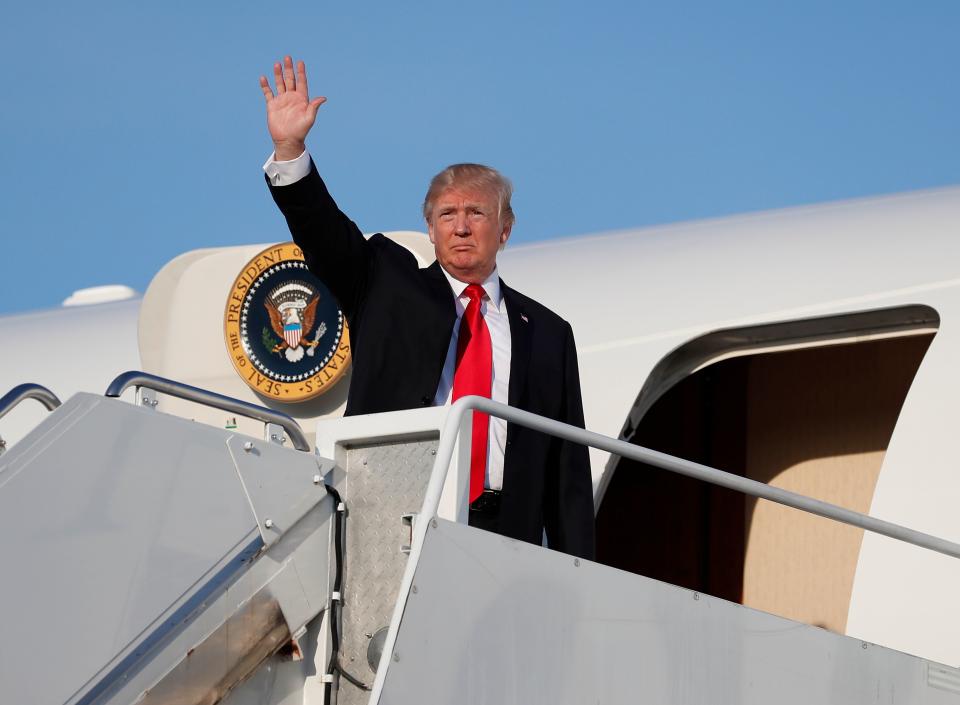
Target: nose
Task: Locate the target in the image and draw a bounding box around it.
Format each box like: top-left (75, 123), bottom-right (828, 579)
top-left (455, 211), bottom-right (470, 235)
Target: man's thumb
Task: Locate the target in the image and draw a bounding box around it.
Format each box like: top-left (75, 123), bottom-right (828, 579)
top-left (308, 96), bottom-right (327, 119)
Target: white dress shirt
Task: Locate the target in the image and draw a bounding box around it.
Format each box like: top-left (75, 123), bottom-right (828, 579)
top-left (264, 150), bottom-right (512, 490)
top-left (432, 267), bottom-right (511, 491)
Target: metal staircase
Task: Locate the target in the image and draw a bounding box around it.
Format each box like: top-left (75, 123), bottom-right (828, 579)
top-left (2, 374), bottom-right (960, 704)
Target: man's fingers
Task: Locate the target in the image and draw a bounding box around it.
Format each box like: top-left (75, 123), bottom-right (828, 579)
top-left (273, 62), bottom-right (286, 94)
top-left (259, 76), bottom-right (274, 103)
top-left (296, 60), bottom-right (309, 96)
top-left (283, 56), bottom-right (296, 92)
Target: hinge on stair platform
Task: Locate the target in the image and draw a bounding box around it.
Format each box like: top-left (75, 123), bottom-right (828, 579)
top-left (266, 422), bottom-right (287, 447)
top-left (137, 387), bottom-right (158, 410)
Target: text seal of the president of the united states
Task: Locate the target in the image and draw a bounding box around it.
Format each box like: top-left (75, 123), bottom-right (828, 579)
top-left (224, 242), bottom-right (351, 401)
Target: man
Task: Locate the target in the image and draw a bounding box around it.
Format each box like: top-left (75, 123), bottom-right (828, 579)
top-left (260, 56), bottom-right (594, 559)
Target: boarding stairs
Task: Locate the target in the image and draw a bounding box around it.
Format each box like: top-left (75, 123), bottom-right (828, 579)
top-left (2, 373), bottom-right (960, 705)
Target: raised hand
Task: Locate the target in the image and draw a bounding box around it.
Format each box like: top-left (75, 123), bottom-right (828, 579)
top-left (259, 56), bottom-right (326, 161)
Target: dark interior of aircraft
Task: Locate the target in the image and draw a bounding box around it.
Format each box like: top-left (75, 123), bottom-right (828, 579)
top-left (596, 330), bottom-right (934, 632)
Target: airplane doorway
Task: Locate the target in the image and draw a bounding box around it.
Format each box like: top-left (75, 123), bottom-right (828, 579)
top-left (595, 306), bottom-right (937, 633)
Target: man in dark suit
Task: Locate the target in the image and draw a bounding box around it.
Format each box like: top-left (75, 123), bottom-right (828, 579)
top-left (260, 56), bottom-right (594, 559)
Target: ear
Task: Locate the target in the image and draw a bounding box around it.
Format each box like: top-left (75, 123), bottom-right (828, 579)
top-left (427, 218), bottom-right (436, 245)
top-left (499, 220), bottom-right (513, 248)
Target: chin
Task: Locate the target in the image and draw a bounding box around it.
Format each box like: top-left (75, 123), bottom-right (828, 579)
top-left (448, 256), bottom-right (477, 272)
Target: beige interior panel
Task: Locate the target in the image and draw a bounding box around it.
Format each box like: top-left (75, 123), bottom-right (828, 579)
top-left (741, 336), bottom-right (930, 632)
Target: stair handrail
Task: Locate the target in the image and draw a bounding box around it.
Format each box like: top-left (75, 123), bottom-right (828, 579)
top-left (104, 370), bottom-right (311, 451)
top-left (428, 395), bottom-right (960, 559)
top-left (0, 383), bottom-right (62, 422)
top-left (374, 396), bottom-right (960, 702)
top-left (372, 394), bottom-right (960, 701)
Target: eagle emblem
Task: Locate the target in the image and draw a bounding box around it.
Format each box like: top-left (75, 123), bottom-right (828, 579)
top-left (224, 242), bottom-right (351, 403)
top-left (264, 281), bottom-right (326, 362)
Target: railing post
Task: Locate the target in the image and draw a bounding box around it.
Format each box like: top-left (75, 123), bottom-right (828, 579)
top-left (436, 408), bottom-right (474, 524)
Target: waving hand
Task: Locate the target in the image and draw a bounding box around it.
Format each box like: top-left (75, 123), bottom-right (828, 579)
top-left (259, 56), bottom-right (326, 161)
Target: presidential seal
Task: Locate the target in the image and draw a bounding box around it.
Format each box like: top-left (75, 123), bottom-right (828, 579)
top-left (224, 242), bottom-right (351, 402)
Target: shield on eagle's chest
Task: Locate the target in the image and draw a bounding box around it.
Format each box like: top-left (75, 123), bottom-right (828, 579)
top-left (284, 323), bottom-right (302, 349)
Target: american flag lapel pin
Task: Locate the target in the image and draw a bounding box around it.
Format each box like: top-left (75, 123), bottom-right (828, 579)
top-left (520, 313), bottom-right (529, 323)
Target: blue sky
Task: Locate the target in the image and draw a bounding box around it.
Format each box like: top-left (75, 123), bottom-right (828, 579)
top-left (1, 1), bottom-right (958, 315)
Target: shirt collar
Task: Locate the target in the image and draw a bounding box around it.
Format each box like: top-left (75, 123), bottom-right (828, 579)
top-left (438, 264), bottom-right (503, 312)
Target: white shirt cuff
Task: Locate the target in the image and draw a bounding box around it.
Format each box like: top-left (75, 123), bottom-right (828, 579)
top-left (263, 149), bottom-right (311, 186)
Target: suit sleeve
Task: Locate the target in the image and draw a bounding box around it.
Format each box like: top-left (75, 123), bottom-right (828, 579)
top-left (544, 323), bottom-right (596, 560)
top-left (266, 159), bottom-right (370, 322)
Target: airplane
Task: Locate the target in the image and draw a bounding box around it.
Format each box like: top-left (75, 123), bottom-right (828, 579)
top-left (2, 184), bottom-right (960, 704)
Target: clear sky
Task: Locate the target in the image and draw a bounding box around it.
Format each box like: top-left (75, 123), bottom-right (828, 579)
top-left (1, 1), bottom-right (958, 315)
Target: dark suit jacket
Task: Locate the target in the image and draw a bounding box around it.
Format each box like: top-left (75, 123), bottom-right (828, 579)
top-left (268, 163), bottom-right (595, 559)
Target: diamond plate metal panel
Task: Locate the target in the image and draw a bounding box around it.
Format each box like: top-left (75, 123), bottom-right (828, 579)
top-left (338, 437), bottom-right (438, 704)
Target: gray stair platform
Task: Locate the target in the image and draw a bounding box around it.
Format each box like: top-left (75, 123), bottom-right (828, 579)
top-left (378, 518), bottom-right (960, 705)
top-left (0, 393), bottom-right (332, 705)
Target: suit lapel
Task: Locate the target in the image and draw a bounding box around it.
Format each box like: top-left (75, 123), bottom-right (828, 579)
top-left (501, 281), bottom-right (532, 424)
top-left (421, 261), bottom-right (457, 391)
top-left (424, 260), bottom-right (456, 318)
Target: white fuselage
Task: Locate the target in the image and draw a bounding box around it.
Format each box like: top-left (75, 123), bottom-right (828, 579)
top-left (3, 184), bottom-right (960, 665)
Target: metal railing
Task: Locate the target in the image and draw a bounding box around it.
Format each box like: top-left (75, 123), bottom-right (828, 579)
top-left (377, 395), bottom-right (960, 702)
top-left (379, 393), bottom-right (960, 702)
top-left (0, 383), bottom-right (62, 422)
top-left (426, 395), bottom-right (960, 560)
top-left (105, 371), bottom-right (311, 452)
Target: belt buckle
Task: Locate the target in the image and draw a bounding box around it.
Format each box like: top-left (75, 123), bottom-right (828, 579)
top-left (470, 489), bottom-right (501, 514)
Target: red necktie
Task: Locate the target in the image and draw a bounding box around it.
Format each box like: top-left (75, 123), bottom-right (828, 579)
top-left (452, 284), bottom-right (492, 503)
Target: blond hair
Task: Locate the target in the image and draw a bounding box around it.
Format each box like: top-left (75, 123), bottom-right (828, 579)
top-left (422, 163), bottom-right (515, 228)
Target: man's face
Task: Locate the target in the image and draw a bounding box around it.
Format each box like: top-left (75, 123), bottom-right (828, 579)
top-left (427, 186), bottom-right (512, 283)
